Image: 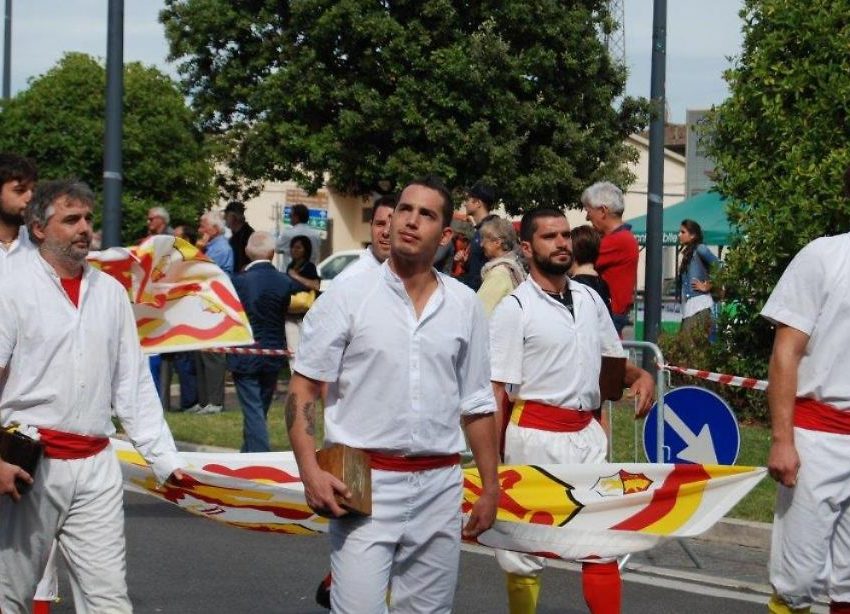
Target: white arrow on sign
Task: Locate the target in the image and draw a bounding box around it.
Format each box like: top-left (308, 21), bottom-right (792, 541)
top-left (663, 404), bottom-right (718, 464)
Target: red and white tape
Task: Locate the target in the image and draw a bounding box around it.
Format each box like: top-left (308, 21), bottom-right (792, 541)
top-left (662, 364), bottom-right (767, 391)
top-left (203, 347), bottom-right (292, 357)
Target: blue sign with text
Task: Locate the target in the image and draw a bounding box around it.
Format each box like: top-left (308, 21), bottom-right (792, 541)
top-left (643, 386), bottom-right (739, 464)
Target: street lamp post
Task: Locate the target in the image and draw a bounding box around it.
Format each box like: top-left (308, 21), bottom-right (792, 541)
top-left (3, 0), bottom-right (11, 100)
top-left (643, 0), bottom-right (667, 369)
top-left (102, 0), bottom-right (124, 248)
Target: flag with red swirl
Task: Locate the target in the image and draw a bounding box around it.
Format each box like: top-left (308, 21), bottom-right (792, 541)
top-left (114, 440), bottom-right (765, 560)
top-left (87, 235), bottom-right (253, 352)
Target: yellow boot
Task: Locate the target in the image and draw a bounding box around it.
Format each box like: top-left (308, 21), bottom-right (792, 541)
top-left (506, 573), bottom-right (540, 614)
top-left (767, 593), bottom-right (810, 614)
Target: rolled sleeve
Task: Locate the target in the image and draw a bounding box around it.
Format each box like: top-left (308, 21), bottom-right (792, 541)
top-left (457, 299), bottom-right (495, 416)
top-left (761, 240), bottom-right (826, 335)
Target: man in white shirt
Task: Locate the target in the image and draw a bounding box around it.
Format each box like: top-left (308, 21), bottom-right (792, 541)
top-left (0, 152), bottom-right (37, 274)
top-left (276, 203), bottom-right (322, 270)
top-left (761, 231), bottom-right (850, 614)
top-left (489, 207), bottom-right (653, 614)
top-left (286, 177), bottom-right (500, 613)
top-left (333, 194), bottom-right (395, 285)
top-left (0, 180), bottom-right (185, 614)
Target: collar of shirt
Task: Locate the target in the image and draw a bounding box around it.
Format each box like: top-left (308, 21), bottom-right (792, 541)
top-left (244, 259), bottom-right (273, 271)
top-left (381, 261), bottom-right (445, 322)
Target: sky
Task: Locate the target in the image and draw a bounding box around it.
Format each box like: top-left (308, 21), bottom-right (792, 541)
top-left (3, 1), bottom-right (745, 123)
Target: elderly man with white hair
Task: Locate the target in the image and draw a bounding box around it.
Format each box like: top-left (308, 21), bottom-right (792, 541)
top-left (188, 210), bottom-right (234, 415)
top-left (145, 205), bottom-right (173, 238)
top-left (581, 181), bottom-right (639, 335)
top-left (227, 231), bottom-right (295, 451)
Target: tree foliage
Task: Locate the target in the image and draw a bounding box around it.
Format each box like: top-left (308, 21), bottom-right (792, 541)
top-left (701, 0), bottom-right (850, 419)
top-left (161, 0), bottom-right (648, 211)
top-left (0, 52), bottom-right (215, 242)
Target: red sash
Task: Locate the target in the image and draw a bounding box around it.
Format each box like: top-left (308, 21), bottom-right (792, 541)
top-left (511, 400), bottom-right (592, 432)
top-left (793, 397), bottom-right (850, 435)
top-left (39, 428), bottom-right (110, 459)
top-left (368, 451), bottom-right (460, 472)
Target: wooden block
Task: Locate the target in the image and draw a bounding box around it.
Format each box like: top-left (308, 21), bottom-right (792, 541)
top-left (0, 429), bottom-right (44, 495)
top-left (316, 444), bottom-right (372, 516)
top-left (599, 355), bottom-right (627, 402)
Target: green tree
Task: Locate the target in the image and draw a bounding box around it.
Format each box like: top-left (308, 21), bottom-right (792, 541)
top-left (0, 52), bottom-right (215, 242)
top-left (161, 0), bottom-right (648, 211)
top-left (701, 0), bottom-right (850, 419)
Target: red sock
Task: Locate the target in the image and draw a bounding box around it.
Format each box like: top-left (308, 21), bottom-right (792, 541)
top-left (32, 601), bottom-right (51, 614)
top-left (831, 602), bottom-right (850, 614)
top-left (582, 561), bottom-right (621, 614)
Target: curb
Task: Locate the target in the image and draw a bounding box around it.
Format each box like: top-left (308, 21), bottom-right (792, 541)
top-left (693, 517), bottom-right (772, 551)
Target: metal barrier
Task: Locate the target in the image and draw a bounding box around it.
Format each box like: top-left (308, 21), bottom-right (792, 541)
top-left (611, 340), bottom-right (702, 570)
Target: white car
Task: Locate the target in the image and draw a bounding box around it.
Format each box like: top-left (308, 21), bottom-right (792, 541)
top-left (317, 249), bottom-right (363, 291)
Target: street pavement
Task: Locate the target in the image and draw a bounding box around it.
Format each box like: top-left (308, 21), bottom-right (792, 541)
top-left (49, 490), bottom-right (828, 613)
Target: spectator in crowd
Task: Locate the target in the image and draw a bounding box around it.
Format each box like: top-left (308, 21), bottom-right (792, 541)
top-left (0, 180), bottom-right (184, 613)
top-left (224, 201), bottom-right (254, 273)
top-left (276, 203), bottom-right (321, 270)
top-left (188, 211), bottom-right (234, 415)
top-left (582, 181), bottom-right (638, 335)
top-left (172, 223), bottom-right (198, 246)
top-left (570, 225), bottom-right (612, 315)
top-left (490, 207), bottom-right (653, 614)
top-left (451, 232), bottom-right (471, 278)
top-left (678, 219), bottom-right (720, 335)
top-left (459, 182), bottom-right (497, 291)
top-left (286, 176), bottom-right (498, 613)
top-left (145, 206), bottom-right (173, 239)
top-left (333, 194), bottom-right (395, 284)
top-left (284, 235), bottom-right (321, 355)
top-left (0, 152), bottom-right (37, 272)
top-left (227, 231), bottom-right (294, 452)
top-left (477, 216), bottom-right (525, 315)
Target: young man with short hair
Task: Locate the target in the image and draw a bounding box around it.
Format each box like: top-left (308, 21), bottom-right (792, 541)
top-left (287, 177), bottom-right (499, 613)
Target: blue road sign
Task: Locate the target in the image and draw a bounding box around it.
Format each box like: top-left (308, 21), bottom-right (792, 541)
top-left (643, 386), bottom-right (740, 464)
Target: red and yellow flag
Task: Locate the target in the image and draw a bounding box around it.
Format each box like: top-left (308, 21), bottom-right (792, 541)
top-left (114, 440), bottom-right (765, 560)
top-left (88, 235), bottom-right (253, 352)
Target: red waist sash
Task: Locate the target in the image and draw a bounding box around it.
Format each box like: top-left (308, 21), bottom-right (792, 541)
top-left (367, 451), bottom-right (460, 472)
top-left (794, 397), bottom-right (850, 435)
top-left (38, 428), bottom-right (110, 459)
top-left (511, 400), bottom-right (592, 432)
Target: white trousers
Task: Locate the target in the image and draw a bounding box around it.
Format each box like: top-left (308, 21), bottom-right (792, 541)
top-left (33, 543), bottom-right (59, 601)
top-left (770, 427), bottom-right (850, 609)
top-left (330, 465), bottom-right (462, 614)
top-left (0, 445), bottom-right (131, 614)
top-left (496, 419), bottom-right (609, 576)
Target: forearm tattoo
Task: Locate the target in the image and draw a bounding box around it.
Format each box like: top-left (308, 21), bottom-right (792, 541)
top-left (284, 394), bottom-right (317, 437)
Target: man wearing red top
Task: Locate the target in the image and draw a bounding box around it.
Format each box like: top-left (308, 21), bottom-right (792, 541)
top-left (0, 180), bottom-right (185, 613)
top-left (582, 181), bottom-right (638, 334)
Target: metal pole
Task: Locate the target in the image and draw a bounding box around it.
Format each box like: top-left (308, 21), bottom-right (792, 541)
top-left (102, 0), bottom-right (124, 248)
top-left (643, 0), bottom-right (667, 368)
top-left (3, 0), bottom-right (11, 99)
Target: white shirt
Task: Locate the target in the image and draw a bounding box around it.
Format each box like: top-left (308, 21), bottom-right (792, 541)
top-left (0, 254), bottom-right (182, 481)
top-left (0, 226), bottom-right (36, 275)
top-left (294, 261), bottom-right (494, 455)
top-left (332, 248), bottom-right (381, 285)
top-left (490, 277), bottom-right (624, 410)
top-left (761, 233), bottom-right (850, 409)
top-left (276, 223), bottom-right (321, 269)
